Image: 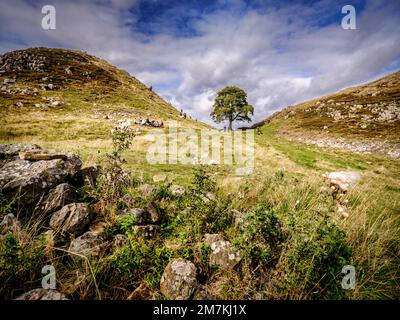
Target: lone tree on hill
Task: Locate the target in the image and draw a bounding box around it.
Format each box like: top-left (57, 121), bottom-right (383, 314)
top-left (210, 86), bottom-right (253, 130)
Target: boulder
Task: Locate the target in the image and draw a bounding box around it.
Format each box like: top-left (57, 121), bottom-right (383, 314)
top-left (15, 289), bottom-right (68, 300)
top-left (41, 183), bottom-right (78, 215)
top-left (324, 171), bottom-right (361, 193)
top-left (160, 258), bottom-right (198, 300)
top-left (133, 225), bottom-right (160, 239)
top-left (0, 152), bottom-right (82, 205)
top-left (49, 203), bottom-right (91, 237)
top-left (0, 213), bottom-right (21, 237)
top-left (205, 235), bottom-right (241, 270)
top-left (68, 231), bottom-right (106, 259)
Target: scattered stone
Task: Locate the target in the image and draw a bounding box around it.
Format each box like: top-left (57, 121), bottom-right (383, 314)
top-left (15, 289), bottom-right (68, 300)
top-left (160, 258), bottom-right (198, 300)
top-left (138, 184), bottom-right (156, 197)
top-left (325, 171), bottom-right (361, 192)
top-left (153, 173), bottom-right (167, 183)
top-left (206, 236), bottom-right (241, 270)
top-left (0, 213), bottom-right (21, 237)
top-left (169, 184), bottom-right (185, 197)
top-left (41, 183), bottom-right (78, 215)
top-left (232, 209), bottom-right (244, 226)
top-left (68, 231), bottom-right (106, 259)
top-left (49, 203), bottom-right (91, 237)
top-left (133, 225), bottom-right (160, 239)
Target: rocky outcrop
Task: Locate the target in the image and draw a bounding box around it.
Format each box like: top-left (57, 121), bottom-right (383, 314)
top-left (49, 203), bottom-right (91, 237)
top-left (15, 289), bottom-right (68, 300)
top-left (160, 258), bottom-right (198, 300)
top-left (169, 184), bottom-right (185, 196)
top-left (0, 150), bottom-right (82, 205)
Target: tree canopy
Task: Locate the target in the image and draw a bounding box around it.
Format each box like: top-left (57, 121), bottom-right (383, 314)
top-left (210, 86), bottom-right (253, 130)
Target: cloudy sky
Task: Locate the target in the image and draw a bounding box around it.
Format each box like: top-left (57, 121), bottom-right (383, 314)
top-left (1, 0), bottom-right (399, 127)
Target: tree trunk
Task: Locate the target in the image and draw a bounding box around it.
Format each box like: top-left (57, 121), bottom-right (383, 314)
top-left (228, 116), bottom-right (233, 131)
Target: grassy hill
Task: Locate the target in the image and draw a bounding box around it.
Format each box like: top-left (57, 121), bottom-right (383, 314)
top-left (0, 47), bottom-right (211, 181)
top-left (255, 71), bottom-right (400, 158)
top-left (0, 48), bottom-right (399, 300)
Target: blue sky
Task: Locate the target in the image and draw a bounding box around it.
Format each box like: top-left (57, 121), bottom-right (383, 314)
top-left (1, 0), bottom-right (399, 127)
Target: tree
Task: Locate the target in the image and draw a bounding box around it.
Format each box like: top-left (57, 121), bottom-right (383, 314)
top-left (210, 86), bottom-right (253, 130)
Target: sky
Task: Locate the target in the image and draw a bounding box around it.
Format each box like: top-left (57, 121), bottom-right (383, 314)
top-left (0, 0), bottom-right (399, 127)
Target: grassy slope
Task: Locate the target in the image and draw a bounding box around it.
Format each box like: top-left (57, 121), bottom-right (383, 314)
top-left (0, 48), bottom-right (399, 299)
top-left (258, 71), bottom-right (400, 142)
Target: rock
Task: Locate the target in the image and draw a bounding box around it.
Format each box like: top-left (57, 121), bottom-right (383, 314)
top-left (153, 174), bottom-right (167, 183)
top-left (3, 78), bottom-right (16, 84)
top-left (68, 231), bottom-right (106, 259)
top-left (206, 236), bottom-right (241, 270)
top-left (0, 152), bottom-right (82, 205)
top-left (19, 150), bottom-right (67, 161)
top-left (201, 192), bottom-right (216, 203)
top-left (325, 171), bottom-right (361, 192)
top-left (133, 225), bottom-right (160, 239)
top-left (160, 258), bottom-right (198, 300)
top-left (0, 213), bottom-right (21, 237)
top-left (112, 234), bottom-right (129, 248)
top-left (146, 204), bottom-right (161, 224)
top-left (232, 209), bottom-right (244, 226)
top-left (42, 183), bottom-right (78, 215)
top-left (15, 102), bottom-right (23, 107)
top-left (193, 286), bottom-right (216, 300)
top-left (71, 166), bottom-right (100, 188)
top-left (0, 143), bottom-right (41, 159)
top-left (49, 203), bottom-right (91, 237)
top-left (138, 184), bottom-right (156, 197)
top-left (119, 194), bottom-right (135, 207)
top-left (203, 233), bottom-right (224, 245)
top-left (169, 184), bottom-right (185, 196)
top-left (15, 289), bottom-right (68, 300)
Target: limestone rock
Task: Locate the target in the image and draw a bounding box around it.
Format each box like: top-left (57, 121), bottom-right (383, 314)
top-left (153, 174), bottom-right (167, 183)
top-left (0, 143), bottom-right (41, 159)
top-left (50, 203), bottom-right (91, 237)
top-left (0, 213), bottom-right (21, 237)
top-left (169, 184), bottom-right (185, 196)
top-left (206, 236), bottom-right (241, 270)
top-left (19, 150), bottom-right (67, 161)
top-left (160, 258), bottom-right (198, 300)
top-left (138, 184), bottom-right (156, 197)
top-left (42, 183), bottom-right (78, 215)
top-left (0, 152), bottom-right (82, 205)
top-left (15, 289), bottom-right (68, 300)
top-left (68, 231), bottom-right (106, 258)
top-left (133, 225), bottom-right (160, 239)
top-left (325, 171), bottom-right (361, 192)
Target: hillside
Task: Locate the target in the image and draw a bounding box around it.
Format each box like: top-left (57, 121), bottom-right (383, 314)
top-left (258, 71), bottom-right (400, 158)
top-left (0, 48), bottom-right (211, 179)
top-left (0, 47), bottom-right (208, 138)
